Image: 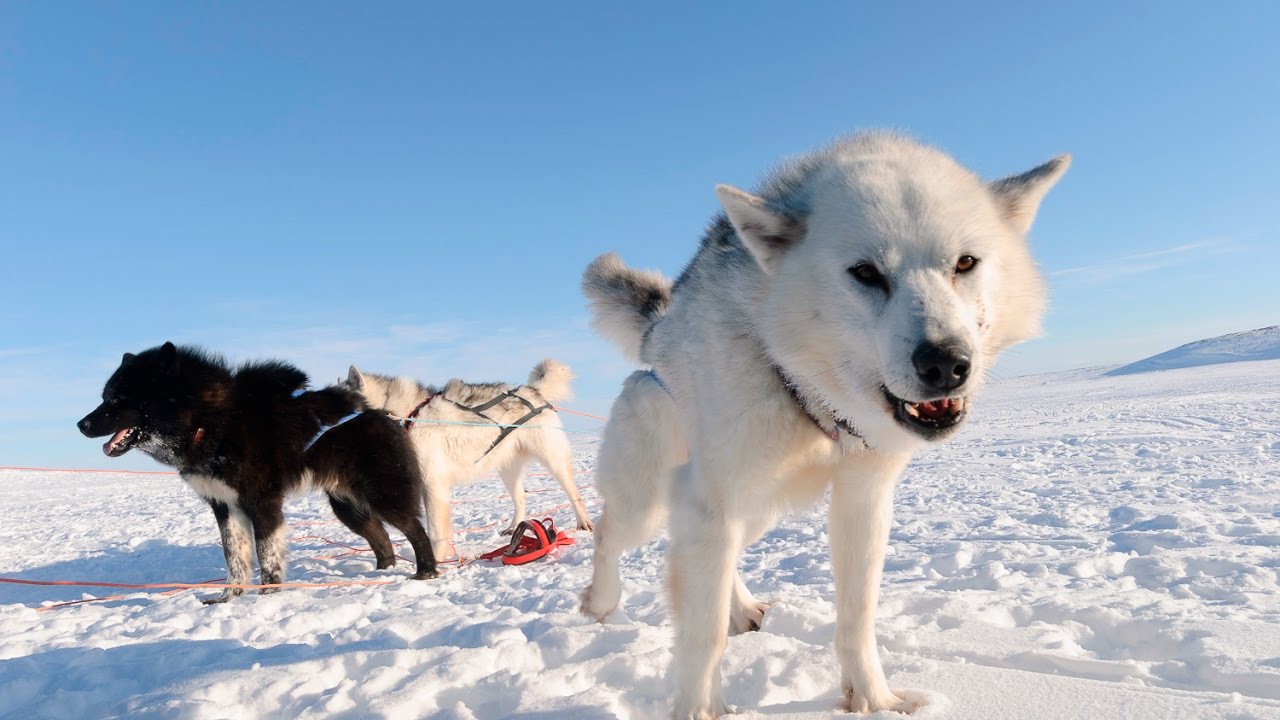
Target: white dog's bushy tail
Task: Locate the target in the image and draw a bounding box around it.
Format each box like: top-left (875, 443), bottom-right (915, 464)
top-left (528, 359), bottom-right (575, 403)
top-left (582, 253), bottom-right (673, 363)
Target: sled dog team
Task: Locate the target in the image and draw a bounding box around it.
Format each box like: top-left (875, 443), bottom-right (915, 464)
top-left (79, 132), bottom-right (1068, 718)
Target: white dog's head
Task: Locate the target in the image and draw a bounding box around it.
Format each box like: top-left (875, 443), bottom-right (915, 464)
top-left (343, 365), bottom-right (423, 417)
top-left (718, 134), bottom-right (1068, 453)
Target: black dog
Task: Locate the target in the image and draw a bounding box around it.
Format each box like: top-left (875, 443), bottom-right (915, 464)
top-left (78, 342), bottom-right (437, 602)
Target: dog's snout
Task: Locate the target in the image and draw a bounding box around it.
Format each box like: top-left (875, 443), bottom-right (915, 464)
top-left (912, 341), bottom-right (971, 391)
top-left (77, 415), bottom-right (93, 436)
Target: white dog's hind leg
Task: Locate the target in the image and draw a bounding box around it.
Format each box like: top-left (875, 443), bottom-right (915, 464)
top-left (830, 453), bottom-right (912, 714)
top-left (499, 461), bottom-right (528, 535)
top-left (728, 511), bottom-right (776, 635)
top-left (729, 573), bottom-right (769, 635)
top-left (582, 371), bottom-right (681, 622)
top-left (669, 470), bottom-right (742, 720)
top-left (582, 502), bottom-right (665, 621)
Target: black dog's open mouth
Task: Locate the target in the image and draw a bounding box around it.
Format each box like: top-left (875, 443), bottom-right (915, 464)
top-left (883, 387), bottom-right (968, 437)
top-left (103, 427), bottom-right (140, 457)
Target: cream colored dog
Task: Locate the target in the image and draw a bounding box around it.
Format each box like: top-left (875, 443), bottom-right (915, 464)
top-left (347, 360), bottom-right (592, 560)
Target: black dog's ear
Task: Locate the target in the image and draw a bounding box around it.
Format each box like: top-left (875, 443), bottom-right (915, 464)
top-left (121, 352), bottom-right (136, 365)
top-left (159, 342), bottom-right (179, 373)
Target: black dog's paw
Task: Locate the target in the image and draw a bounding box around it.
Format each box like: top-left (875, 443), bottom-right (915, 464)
top-left (202, 589), bottom-right (243, 605)
top-left (412, 569), bottom-right (440, 580)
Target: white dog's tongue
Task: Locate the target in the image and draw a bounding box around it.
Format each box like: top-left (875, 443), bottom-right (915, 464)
top-left (103, 427), bottom-right (132, 456)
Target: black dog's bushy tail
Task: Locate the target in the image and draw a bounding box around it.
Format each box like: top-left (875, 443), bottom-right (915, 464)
top-left (236, 360), bottom-right (364, 424)
top-left (236, 360), bottom-right (310, 398)
top-left (297, 386), bottom-right (366, 425)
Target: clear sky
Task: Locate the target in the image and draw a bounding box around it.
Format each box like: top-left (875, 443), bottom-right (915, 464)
top-left (2, 3), bottom-right (1277, 469)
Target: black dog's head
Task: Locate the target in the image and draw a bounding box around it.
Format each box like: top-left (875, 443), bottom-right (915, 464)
top-left (78, 342), bottom-right (228, 463)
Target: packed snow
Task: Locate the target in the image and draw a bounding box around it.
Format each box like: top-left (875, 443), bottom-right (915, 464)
top-left (3, 358), bottom-right (1280, 719)
top-left (1108, 325), bottom-right (1280, 375)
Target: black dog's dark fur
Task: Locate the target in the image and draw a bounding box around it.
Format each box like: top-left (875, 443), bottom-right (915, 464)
top-left (78, 342), bottom-right (437, 603)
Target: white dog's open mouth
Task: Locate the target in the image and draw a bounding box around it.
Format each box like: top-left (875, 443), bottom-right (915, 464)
top-left (104, 427), bottom-right (139, 457)
top-left (883, 388), bottom-right (968, 437)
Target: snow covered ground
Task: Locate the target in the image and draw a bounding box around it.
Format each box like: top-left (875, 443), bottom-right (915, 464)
top-left (3, 359), bottom-right (1280, 719)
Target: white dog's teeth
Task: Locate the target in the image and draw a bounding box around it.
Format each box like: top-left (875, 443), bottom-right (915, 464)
top-left (904, 403), bottom-right (921, 418)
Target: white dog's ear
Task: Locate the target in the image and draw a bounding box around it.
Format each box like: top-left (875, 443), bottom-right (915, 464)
top-left (347, 365), bottom-right (364, 390)
top-left (989, 155), bottom-right (1071, 234)
top-left (716, 184), bottom-right (802, 274)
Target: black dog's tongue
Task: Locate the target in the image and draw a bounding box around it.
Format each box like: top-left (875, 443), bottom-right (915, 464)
top-left (103, 427), bottom-right (132, 456)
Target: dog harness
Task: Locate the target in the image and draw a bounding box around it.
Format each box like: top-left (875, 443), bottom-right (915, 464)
top-left (401, 396), bottom-right (434, 432)
top-left (401, 388), bottom-right (553, 461)
top-left (477, 517), bottom-right (575, 565)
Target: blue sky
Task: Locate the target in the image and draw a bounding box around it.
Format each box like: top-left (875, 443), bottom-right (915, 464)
top-left (1, 3), bottom-right (1276, 469)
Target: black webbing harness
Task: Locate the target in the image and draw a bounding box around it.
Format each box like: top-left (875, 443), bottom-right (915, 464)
top-left (402, 388), bottom-right (553, 462)
top-left (458, 390), bottom-right (553, 458)
top-left (771, 365), bottom-right (864, 444)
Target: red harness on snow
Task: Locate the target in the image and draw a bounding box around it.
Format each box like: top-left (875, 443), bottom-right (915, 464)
top-left (478, 518), bottom-right (574, 565)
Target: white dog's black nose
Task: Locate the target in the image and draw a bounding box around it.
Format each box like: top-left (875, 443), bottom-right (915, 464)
top-left (912, 342), bottom-right (971, 391)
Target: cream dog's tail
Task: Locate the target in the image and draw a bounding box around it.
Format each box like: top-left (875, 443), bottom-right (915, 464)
top-left (528, 359), bottom-right (575, 403)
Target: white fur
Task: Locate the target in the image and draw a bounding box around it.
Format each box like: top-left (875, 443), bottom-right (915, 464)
top-left (182, 473), bottom-right (240, 505)
top-left (347, 360), bottom-right (592, 560)
top-left (580, 133), bottom-right (1067, 718)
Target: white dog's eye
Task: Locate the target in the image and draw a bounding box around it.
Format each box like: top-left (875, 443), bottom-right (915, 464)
top-left (955, 255), bottom-right (979, 274)
top-left (848, 263), bottom-right (889, 294)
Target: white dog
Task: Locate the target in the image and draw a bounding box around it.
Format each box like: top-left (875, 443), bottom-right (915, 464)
top-left (346, 360), bottom-right (593, 560)
top-left (580, 133), bottom-right (1068, 718)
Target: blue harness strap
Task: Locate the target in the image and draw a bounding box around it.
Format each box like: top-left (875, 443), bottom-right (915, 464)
top-left (303, 411), bottom-right (362, 452)
top-left (647, 369), bottom-right (672, 396)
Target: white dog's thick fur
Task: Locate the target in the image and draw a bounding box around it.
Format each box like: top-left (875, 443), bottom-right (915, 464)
top-left (581, 133), bottom-right (1068, 718)
top-left (347, 360), bottom-right (593, 560)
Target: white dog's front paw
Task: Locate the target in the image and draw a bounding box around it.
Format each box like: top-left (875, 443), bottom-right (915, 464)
top-left (580, 583), bottom-right (619, 622)
top-left (841, 685), bottom-right (916, 715)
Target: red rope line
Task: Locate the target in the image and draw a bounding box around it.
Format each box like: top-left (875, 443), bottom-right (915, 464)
top-left (0, 465), bottom-right (177, 475)
top-left (551, 405), bottom-right (608, 422)
top-left (1, 577), bottom-right (395, 591)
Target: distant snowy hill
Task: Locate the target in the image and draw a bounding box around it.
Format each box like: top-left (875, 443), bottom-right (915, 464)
top-left (1107, 325), bottom-right (1280, 376)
